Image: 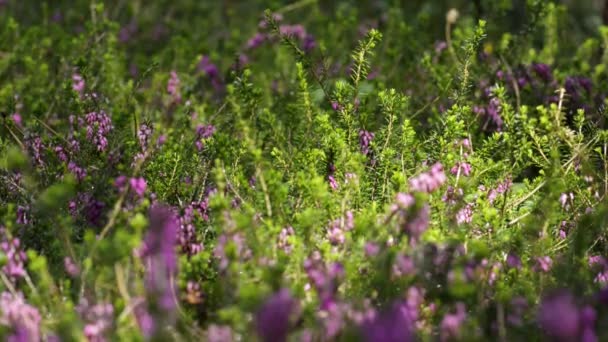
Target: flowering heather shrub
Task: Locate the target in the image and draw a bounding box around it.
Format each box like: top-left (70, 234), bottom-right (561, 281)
top-left (3, 0), bottom-right (608, 340)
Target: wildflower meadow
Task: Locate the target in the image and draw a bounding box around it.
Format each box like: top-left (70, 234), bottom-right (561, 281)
top-left (2, 0), bottom-right (608, 340)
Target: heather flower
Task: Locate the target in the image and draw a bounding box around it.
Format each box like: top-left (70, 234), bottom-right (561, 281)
top-left (302, 34), bottom-right (316, 52)
top-left (0, 227), bottom-right (27, 280)
top-left (195, 124), bottom-right (215, 151)
top-left (328, 175), bottom-right (339, 190)
top-left (207, 325), bottom-right (234, 342)
top-left (531, 63), bottom-right (552, 82)
top-left (358, 129), bottom-right (374, 155)
top-left (137, 205), bottom-right (179, 337)
top-left (392, 192), bottom-right (415, 211)
top-left (440, 303), bottom-right (467, 342)
top-left (327, 225), bottom-right (345, 245)
top-left (167, 71), bottom-right (181, 103)
top-left (455, 203), bottom-right (473, 225)
top-left (54, 145), bottom-right (68, 162)
top-left (64, 256), bottom-right (80, 277)
top-left (487, 177), bottom-right (512, 204)
top-left (0, 291), bottom-right (41, 342)
top-left (409, 162), bottom-right (446, 193)
top-left (72, 73), bottom-right (85, 93)
top-left (76, 299), bottom-right (114, 342)
top-left (450, 161), bottom-right (471, 176)
top-left (303, 253), bottom-right (343, 309)
top-left (68, 161), bottom-right (87, 181)
top-left (579, 306), bottom-right (597, 342)
top-left (11, 113), bottom-right (22, 127)
top-left (277, 226), bottom-right (295, 253)
top-left (506, 252), bottom-right (522, 269)
top-left (403, 204), bottom-right (430, 246)
top-left (361, 303), bottom-right (415, 342)
top-left (507, 296), bottom-right (529, 327)
top-left (534, 256), bottom-right (552, 273)
top-left (129, 177), bottom-right (147, 197)
top-left (364, 242), bottom-right (380, 257)
top-left (138, 123), bottom-right (152, 151)
top-left (538, 291), bottom-right (591, 341)
top-left (537, 291), bottom-right (581, 341)
top-left (156, 134), bottom-right (166, 147)
top-left (213, 232), bottom-right (252, 271)
top-left (197, 56), bottom-right (223, 91)
top-left (247, 32), bottom-right (267, 49)
top-left (177, 204), bottom-right (204, 256)
top-left (485, 97), bottom-right (503, 131)
top-left (16, 205), bottom-right (29, 225)
top-left (256, 289), bottom-right (299, 342)
top-left (25, 135), bottom-right (45, 166)
top-left (84, 111), bottom-right (113, 152)
top-left (279, 24), bottom-right (306, 40)
top-left (393, 253), bottom-right (415, 277)
top-left (559, 192), bottom-right (574, 210)
top-left (435, 40), bottom-right (448, 54)
top-left (114, 175), bottom-right (127, 190)
top-left (442, 186), bottom-right (463, 205)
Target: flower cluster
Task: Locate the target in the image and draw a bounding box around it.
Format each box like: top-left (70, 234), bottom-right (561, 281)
top-left (84, 111), bottom-right (113, 152)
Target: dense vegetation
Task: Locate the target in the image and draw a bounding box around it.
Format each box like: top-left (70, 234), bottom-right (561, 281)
top-left (2, 0), bottom-right (608, 340)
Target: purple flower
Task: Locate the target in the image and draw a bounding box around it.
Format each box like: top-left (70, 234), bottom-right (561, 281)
top-left (358, 130), bottom-right (374, 155)
top-left (364, 242), bottom-right (380, 257)
top-left (506, 252), bottom-right (522, 269)
top-left (129, 177), bottom-right (147, 197)
top-left (0, 228), bottom-right (27, 280)
top-left (68, 161), bottom-right (87, 181)
top-left (247, 32), bottom-right (267, 49)
top-left (531, 63), bottom-right (553, 82)
top-left (114, 175), bottom-right (127, 190)
top-left (507, 297), bottom-right (528, 327)
top-left (361, 303), bottom-right (415, 342)
top-left (277, 226), bottom-right (295, 253)
top-left (393, 253), bottom-right (415, 277)
top-left (84, 111), bottom-right (113, 152)
top-left (450, 162), bottom-right (471, 176)
top-left (0, 292), bottom-right (41, 342)
top-left (16, 206), bottom-right (29, 225)
top-left (409, 163), bottom-right (446, 193)
top-left (534, 256), bottom-right (552, 273)
top-left (213, 232), bottom-right (252, 271)
top-left (455, 203), bottom-right (473, 225)
top-left (76, 299), bottom-right (114, 341)
top-left (167, 71), bottom-right (181, 103)
top-left (72, 73), bottom-right (85, 93)
top-left (64, 257), bottom-right (80, 277)
top-left (559, 192), bottom-right (574, 210)
top-left (404, 204), bottom-right (430, 246)
top-left (136, 205), bottom-right (179, 337)
top-left (207, 325), bottom-right (234, 342)
top-left (440, 303), bottom-right (467, 341)
top-left (11, 113), bottom-right (22, 127)
top-left (435, 40), bottom-right (448, 54)
top-left (537, 291), bottom-right (581, 341)
top-left (138, 123), bottom-right (153, 151)
top-left (328, 175), bottom-right (339, 190)
top-left (256, 289), bottom-right (299, 342)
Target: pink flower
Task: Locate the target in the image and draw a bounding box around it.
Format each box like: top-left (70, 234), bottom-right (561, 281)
top-left (72, 73), bottom-right (85, 93)
top-left (129, 177), bottom-right (147, 197)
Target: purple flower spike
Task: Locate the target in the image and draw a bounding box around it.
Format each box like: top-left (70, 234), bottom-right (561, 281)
top-left (538, 291), bottom-right (580, 341)
top-left (256, 289), bottom-right (299, 342)
top-left (362, 303), bottom-right (415, 342)
top-left (531, 63), bottom-right (552, 82)
top-left (129, 177), bottom-right (147, 197)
